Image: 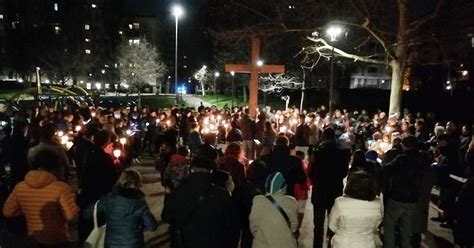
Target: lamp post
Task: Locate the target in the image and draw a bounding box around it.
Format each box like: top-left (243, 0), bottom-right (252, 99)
top-left (172, 4), bottom-right (183, 104)
top-left (214, 71), bottom-right (220, 101)
top-left (230, 71), bottom-right (235, 107)
top-left (327, 25), bottom-right (342, 116)
top-left (35, 67), bottom-right (42, 96)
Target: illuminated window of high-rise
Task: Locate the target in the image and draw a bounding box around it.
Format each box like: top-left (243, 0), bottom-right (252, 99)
top-left (84, 24), bottom-right (90, 30)
top-left (54, 26), bottom-right (61, 34)
top-left (85, 38), bottom-right (91, 42)
top-left (53, 3), bottom-right (59, 11)
top-left (128, 24), bottom-right (133, 30)
top-left (133, 23), bottom-right (140, 29)
top-left (85, 49), bottom-right (91, 54)
top-left (91, 4), bottom-right (97, 8)
top-left (0, 14), bottom-right (4, 19)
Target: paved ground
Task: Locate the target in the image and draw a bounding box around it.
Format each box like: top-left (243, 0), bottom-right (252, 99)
top-left (133, 156), bottom-right (454, 248)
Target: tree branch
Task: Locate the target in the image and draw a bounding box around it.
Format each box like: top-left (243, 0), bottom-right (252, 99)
top-left (306, 37), bottom-right (387, 65)
top-left (405, 0), bottom-right (445, 36)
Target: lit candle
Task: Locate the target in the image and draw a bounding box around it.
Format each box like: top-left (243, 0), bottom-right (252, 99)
top-left (119, 137), bottom-right (127, 145)
top-left (57, 131), bottom-right (64, 137)
top-left (60, 135), bottom-right (69, 145)
top-left (75, 125), bottom-right (81, 132)
top-left (125, 129), bottom-right (132, 136)
top-left (279, 126), bottom-right (288, 133)
top-left (113, 149), bottom-right (122, 159)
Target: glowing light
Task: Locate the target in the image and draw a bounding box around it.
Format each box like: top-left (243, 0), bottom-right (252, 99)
top-left (166, 120), bottom-right (171, 126)
top-left (172, 4), bottom-right (184, 18)
top-left (256, 60), bottom-right (264, 67)
top-left (91, 112), bottom-right (96, 118)
top-left (156, 119), bottom-right (160, 124)
top-left (119, 137), bottom-right (127, 145)
top-left (279, 126), bottom-right (288, 133)
top-left (230, 71), bottom-right (235, 76)
top-left (60, 135), bottom-right (69, 145)
top-left (95, 83), bottom-right (101, 89)
top-left (91, 3), bottom-right (97, 8)
top-left (126, 129), bottom-right (132, 136)
top-left (113, 149), bottom-right (121, 159)
top-left (462, 70), bottom-right (469, 77)
top-left (214, 72), bottom-right (220, 77)
top-left (446, 85), bottom-right (452, 90)
top-left (327, 26), bottom-right (343, 41)
top-left (75, 126), bottom-right (81, 132)
top-left (57, 131), bottom-right (64, 137)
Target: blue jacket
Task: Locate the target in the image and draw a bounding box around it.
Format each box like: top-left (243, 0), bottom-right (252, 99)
top-left (97, 187), bottom-right (158, 248)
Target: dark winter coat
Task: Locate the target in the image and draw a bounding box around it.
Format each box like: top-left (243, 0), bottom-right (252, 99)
top-left (240, 116), bottom-right (256, 141)
top-left (79, 145), bottom-right (118, 208)
top-left (161, 172), bottom-right (239, 248)
top-left (92, 187), bottom-right (157, 248)
top-left (453, 180), bottom-right (474, 246)
top-left (70, 136), bottom-right (94, 178)
top-left (294, 123), bottom-right (311, 146)
top-left (226, 128), bottom-right (243, 143)
top-left (261, 146), bottom-right (307, 197)
top-left (383, 149), bottom-right (426, 203)
top-left (309, 141), bottom-right (350, 206)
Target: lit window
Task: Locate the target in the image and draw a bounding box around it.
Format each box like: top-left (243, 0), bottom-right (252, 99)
top-left (0, 14), bottom-right (4, 19)
top-left (118, 30), bottom-right (123, 35)
top-left (133, 39), bottom-right (140, 44)
top-left (54, 26), bottom-right (61, 34)
top-left (54, 3), bottom-right (59, 11)
top-left (133, 23), bottom-right (140, 29)
top-left (91, 3), bottom-right (97, 8)
top-left (84, 24), bottom-right (90, 30)
top-left (85, 38), bottom-right (90, 42)
top-left (86, 83), bottom-right (91, 89)
top-left (85, 49), bottom-right (91, 54)
top-left (128, 24), bottom-right (133, 30)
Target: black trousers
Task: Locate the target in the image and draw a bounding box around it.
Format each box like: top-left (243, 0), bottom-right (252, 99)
top-left (312, 200), bottom-right (335, 248)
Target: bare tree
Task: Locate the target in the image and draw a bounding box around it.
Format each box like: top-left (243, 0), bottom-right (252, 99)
top-left (118, 38), bottom-right (167, 105)
top-left (260, 73), bottom-right (302, 94)
top-left (209, 0), bottom-right (467, 115)
top-left (193, 66), bottom-right (212, 96)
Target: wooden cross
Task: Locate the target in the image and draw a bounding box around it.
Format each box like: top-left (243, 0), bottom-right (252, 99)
top-left (225, 37), bottom-right (285, 117)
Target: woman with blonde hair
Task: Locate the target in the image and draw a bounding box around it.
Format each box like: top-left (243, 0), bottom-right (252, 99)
top-left (91, 169), bottom-right (158, 248)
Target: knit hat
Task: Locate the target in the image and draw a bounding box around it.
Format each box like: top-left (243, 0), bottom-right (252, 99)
top-left (365, 150), bottom-right (378, 162)
top-left (265, 172), bottom-right (287, 194)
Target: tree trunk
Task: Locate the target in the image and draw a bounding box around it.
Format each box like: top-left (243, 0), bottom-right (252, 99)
top-left (389, 0), bottom-right (409, 116)
top-left (389, 60), bottom-right (402, 116)
top-left (201, 82), bottom-right (206, 96)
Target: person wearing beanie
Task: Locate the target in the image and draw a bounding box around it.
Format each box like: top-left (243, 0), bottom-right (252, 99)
top-left (249, 172), bottom-right (298, 248)
top-left (161, 155), bottom-right (240, 248)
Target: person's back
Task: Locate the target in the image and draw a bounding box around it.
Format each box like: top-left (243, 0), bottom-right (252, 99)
top-left (250, 172), bottom-right (298, 248)
top-left (97, 169), bottom-right (157, 248)
top-left (329, 171), bottom-right (382, 248)
top-left (261, 137), bottom-right (306, 197)
top-left (161, 156), bottom-right (238, 248)
top-left (3, 149), bottom-right (79, 246)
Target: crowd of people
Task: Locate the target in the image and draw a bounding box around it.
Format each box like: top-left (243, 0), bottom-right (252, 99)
top-left (0, 100), bottom-right (473, 248)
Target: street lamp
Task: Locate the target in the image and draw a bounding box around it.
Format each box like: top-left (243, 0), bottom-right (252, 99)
top-left (326, 25), bottom-right (342, 115)
top-left (231, 71), bottom-right (235, 107)
top-left (256, 60), bottom-right (264, 67)
top-left (214, 72), bottom-right (220, 101)
top-left (172, 4), bottom-right (184, 104)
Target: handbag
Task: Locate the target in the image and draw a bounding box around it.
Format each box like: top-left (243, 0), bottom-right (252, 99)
top-left (84, 201), bottom-right (106, 248)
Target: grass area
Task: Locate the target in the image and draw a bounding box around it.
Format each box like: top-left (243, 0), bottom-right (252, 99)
top-left (0, 89), bottom-right (18, 99)
top-left (139, 95), bottom-right (182, 108)
top-left (201, 94), bottom-right (287, 109)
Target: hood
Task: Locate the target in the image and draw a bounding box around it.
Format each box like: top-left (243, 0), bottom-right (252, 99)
top-left (24, 170), bottom-right (57, 189)
top-left (265, 172), bottom-right (287, 194)
top-left (170, 154), bottom-right (187, 165)
top-left (113, 186), bottom-right (145, 199)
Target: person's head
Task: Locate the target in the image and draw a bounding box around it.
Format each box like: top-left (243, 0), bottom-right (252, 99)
top-left (462, 125), bottom-right (471, 136)
top-left (365, 150), bottom-right (378, 162)
top-left (116, 169), bottom-right (142, 189)
top-left (274, 135), bottom-right (289, 147)
top-left (191, 122), bottom-right (199, 131)
top-left (415, 120), bottom-right (424, 131)
top-left (434, 125), bottom-right (445, 137)
top-left (212, 170), bottom-right (235, 193)
top-left (446, 121), bottom-right (457, 134)
top-left (344, 171), bottom-right (378, 201)
top-left (401, 135), bottom-right (418, 151)
top-left (191, 155), bottom-right (217, 172)
top-left (225, 142), bottom-right (244, 160)
top-left (265, 172), bottom-right (287, 195)
top-left (38, 123), bottom-right (56, 142)
top-left (94, 130), bottom-right (114, 154)
top-left (177, 146), bottom-right (189, 157)
top-left (295, 150), bottom-right (305, 161)
top-left (321, 128), bottom-right (335, 141)
top-left (351, 150), bottom-right (366, 168)
top-left (30, 149), bottom-right (62, 176)
top-left (247, 160), bottom-right (268, 184)
top-left (437, 134), bottom-right (449, 151)
top-left (392, 137), bottom-right (402, 147)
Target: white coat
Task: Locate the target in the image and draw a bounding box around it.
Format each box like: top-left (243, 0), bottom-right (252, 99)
top-left (329, 196), bottom-right (383, 248)
top-left (249, 192), bottom-right (298, 248)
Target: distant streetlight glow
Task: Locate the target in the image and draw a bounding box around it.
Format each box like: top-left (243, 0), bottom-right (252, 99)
top-left (462, 70), bottom-right (469, 77)
top-left (95, 83), bottom-right (101, 89)
top-left (256, 60), bottom-right (264, 67)
top-left (230, 71), bottom-right (235, 76)
top-left (172, 5), bottom-right (184, 18)
top-left (214, 72), bottom-right (220, 77)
